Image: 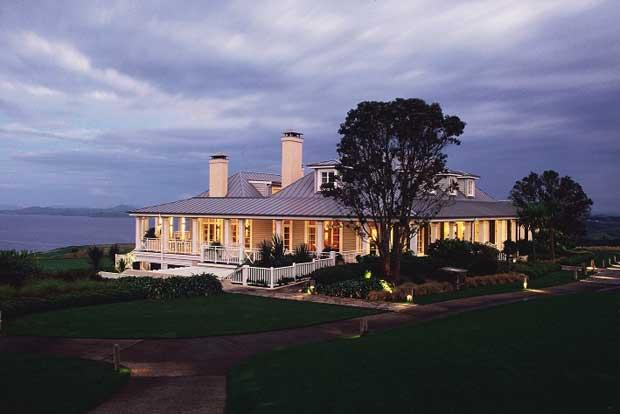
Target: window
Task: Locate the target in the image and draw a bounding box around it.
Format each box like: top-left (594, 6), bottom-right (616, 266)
top-left (465, 179), bottom-right (475, 197)
top-left (316, 169), bottom-right (337, 192)
top-left (489, 220), bottom-right (496, 244)
top-left (306, 221), bottom-right (317, 250)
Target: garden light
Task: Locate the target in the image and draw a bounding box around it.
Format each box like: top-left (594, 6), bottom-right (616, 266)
top-left (364, 270), bottom-right (372, 279)
top-left (406, 294), bottom-right (413, 303)
top-left (523, 276), bottom-right (528, 290)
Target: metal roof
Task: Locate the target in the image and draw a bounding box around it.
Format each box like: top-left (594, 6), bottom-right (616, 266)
top-left (197, 171), bottom-right (281, 198)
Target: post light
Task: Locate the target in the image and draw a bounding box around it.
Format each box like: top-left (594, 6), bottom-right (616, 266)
top-left (523, 276), bottom-right (528, 290)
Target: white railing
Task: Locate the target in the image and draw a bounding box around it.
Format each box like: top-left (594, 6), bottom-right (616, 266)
top-left (200, 244), bottom-right (262, 265)
top-left (167, 240), bottom-right (193, 254)
top-left (141, 238), bottom-right (195, 254)
top-left (228, 254), bottom-right (337, 288)
top-left (142, 238), bottom-right (160, 252)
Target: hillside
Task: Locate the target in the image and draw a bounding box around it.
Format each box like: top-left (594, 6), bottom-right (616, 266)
top-left (0, 205), bottom-right (135, 218)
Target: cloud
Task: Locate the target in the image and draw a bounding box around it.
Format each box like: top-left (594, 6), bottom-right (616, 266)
top-left (0, 0), bottom-right (618, 211)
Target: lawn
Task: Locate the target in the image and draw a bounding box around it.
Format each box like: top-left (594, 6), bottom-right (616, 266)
top-left (0, 352), bottom-right (129, 414)
top-left (4, 294), bottom-right (379, 338)
top-left (229, 291), bottom-right (620, 414)
top-left (415, 270), bottom-right (580, 304)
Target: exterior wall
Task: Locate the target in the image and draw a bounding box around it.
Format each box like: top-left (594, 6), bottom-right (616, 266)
top-left (342, 223), bottom-right (358, 252)
top-left (252, 219), bottom-right (273, 248)
top-left (292, 220), bottom-right (306, 248)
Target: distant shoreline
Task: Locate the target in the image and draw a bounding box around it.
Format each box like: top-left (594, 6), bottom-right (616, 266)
top-left (0, 205), bottom-right (135, 218)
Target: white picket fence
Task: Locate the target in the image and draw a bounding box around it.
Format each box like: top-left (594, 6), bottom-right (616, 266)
top-left (228, 254), bottom-right (337, 289)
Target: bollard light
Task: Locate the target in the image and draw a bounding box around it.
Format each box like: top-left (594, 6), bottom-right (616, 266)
top-left (523, 276), bottom-right (528, 290)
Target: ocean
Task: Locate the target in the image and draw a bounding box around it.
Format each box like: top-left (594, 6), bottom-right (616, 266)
top-left (0, 214), bottom-right (134, 251)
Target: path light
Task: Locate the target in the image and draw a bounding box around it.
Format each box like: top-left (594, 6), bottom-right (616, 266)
top-left (406, 294), bottom-right (414, 303)
top-left (364, 270), bottom-right (372, 280)
top-left (523, 276), bottom-right (528, 290)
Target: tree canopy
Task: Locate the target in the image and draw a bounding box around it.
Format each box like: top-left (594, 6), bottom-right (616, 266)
top-left (324, 98), bottom-right (465, 281)
top-left (510, 170), bottom-right (592, 259)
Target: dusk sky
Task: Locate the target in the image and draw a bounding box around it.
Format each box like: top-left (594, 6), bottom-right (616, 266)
top-left (1, 1), bottom-right (618, 213)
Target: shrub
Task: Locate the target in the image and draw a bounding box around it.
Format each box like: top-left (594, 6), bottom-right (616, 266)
top-left (513, 261), bottom-right (561, 279)
top-left (356, 255), bottom-right (432, 283)
top-left (503, 240), bottom-right (519, 257)
top-left (559, 252), bottom-right (595, 266)
top-left (0, 284), bottom-right (18, 300)
top-left (314, 278), bottom-right (383, 299)
top-left (516, 240), bottom-right (533, 256)
top-left (427, 239), bottom-right (499, 276)
top-left (292, 244), bottom-right (313, 263)
top-left (310, 264), bottom-right (364, 285)
top-left (87, 246), bottom-right (104, 270)
top-left (465, 273), bottom-right (525, 288)
top-left (0, 250), bottom-right (38, 286)
top-left (117, 273), bottom-right (223, 300)
top-left (0, 274), bottom-right (223, 318)
top-left (396, 281), bottom-right (454, 298)
top-left (108, 244), bottom-right (120, 259)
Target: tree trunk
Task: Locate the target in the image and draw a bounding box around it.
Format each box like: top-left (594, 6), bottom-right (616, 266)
top-left (389, 225), bottom-right (402, 284)
top-left (550, 229), bottom-right (556, 261)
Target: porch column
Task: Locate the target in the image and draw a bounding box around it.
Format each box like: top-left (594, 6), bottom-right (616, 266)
top-left (237, 218), bottom-right (245, 257)
top-left (478, 220), bottom-right (487, 243)
top-left (274, 219), bottom-right (283, 239)
top-left (316, 220), bottom-right (325, 253)
top-left (168, 217), bottom-right (174, 239)
top-left (410, 226), bottom-right (418, 256)
top-left (191, 218), bottom-right (200, 255)
top-left (156, 216), bottom-right (162, 236)
top-left (448, 222), bottom-right (456, 239)
top-left (510, 219), bottom-right (517, 241)
top-left (223, 219), bottom-right (231, 246)
top-left (161, 216), bottom-right (169, 257)
top-left (361, 230), bottom-right (370, 255)
top-left (430, 223), bottom-right (439, 243)
top-left (180, 217), bottom-right (187, 240)
top-left (464, 222), bottom-right (472, 242)
top-left (135, 217), bottom-right (142, 250)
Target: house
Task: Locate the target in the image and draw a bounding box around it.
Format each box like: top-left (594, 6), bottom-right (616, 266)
top-left (128, 130), bottom-right (525, 271)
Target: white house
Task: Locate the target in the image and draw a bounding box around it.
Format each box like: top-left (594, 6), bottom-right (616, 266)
top-left (129, 131), bottom-right (524, 271)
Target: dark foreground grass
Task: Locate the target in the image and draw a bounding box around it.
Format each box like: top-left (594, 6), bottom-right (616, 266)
top-left (0, 353), bottom-right (128, 414)
top-left (229, 291), bottom-right (620, 414)
top-left (5, 294), bottom-right (378, 338)
top-left (416, 270), bottom-right (579, 304)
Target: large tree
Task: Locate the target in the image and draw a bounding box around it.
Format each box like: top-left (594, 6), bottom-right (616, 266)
top-left (510, 170), bottom-right (592, 260)
top-left (324, 98), bottom-right (465, 282)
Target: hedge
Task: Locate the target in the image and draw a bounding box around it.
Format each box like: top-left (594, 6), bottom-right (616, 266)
top-left (513, 262), bottom-right (561, 279)
top-left (558, 252), bottom-right (595, 267)
top-left (0, 274), bottom-right (223, 318)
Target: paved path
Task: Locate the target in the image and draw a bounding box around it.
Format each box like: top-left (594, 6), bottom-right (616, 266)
top-left (2, 271), bottom-right (619, 414)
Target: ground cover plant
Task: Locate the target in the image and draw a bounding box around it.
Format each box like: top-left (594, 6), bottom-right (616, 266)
top-left (4, 294), bottom-right (378, 338)
top-left (0, 352), bottom-right (129, 414)
top-left (228, 291), bottom-right (620, 414)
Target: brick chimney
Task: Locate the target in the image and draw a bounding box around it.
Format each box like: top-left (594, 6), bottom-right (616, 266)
top-left (281, 130), bottom-right (303, 188)
top-left (209, 154), bottom-right (228, 197)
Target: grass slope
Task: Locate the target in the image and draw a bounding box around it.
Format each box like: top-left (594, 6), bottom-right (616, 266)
top-left (5, 294), bottom-right (378, 338)
top-left (229, 291), bottom-right (620, 414)
top-left (0, 353), bottom-right (128, 414)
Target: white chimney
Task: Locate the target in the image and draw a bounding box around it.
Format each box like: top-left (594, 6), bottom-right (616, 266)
top-left (281, 130), bottom-right (304, 188)
top-left (209, 154), bottom-right (229, 197)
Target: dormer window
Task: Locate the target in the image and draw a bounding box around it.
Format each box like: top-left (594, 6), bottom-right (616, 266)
top-left (321, 171), bottom-right (336, 186)
top-left (465, 179), bottom-right (475, 197)
top-left (314, 168), bottom-right (337, 192)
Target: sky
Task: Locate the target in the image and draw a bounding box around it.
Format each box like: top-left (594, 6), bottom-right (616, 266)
top-left (0, 1), bottom-right (618, 213)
